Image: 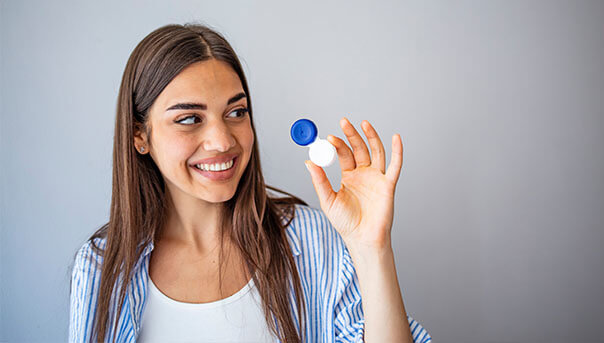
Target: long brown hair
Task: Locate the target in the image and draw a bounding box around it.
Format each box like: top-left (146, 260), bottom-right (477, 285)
top-left (80, 22), bottom-right (308, 343)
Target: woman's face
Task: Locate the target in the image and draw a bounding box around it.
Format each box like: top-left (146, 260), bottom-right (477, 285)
top-left (135, 59), bottom-right (254, 204)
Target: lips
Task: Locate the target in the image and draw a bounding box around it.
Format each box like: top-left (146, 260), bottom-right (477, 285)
top-left (191, 155), bottom-right (239, 181)
top-left (192, 155), bottom-right (237, 171)
top-left (190, 153), bottom-right (239, 166)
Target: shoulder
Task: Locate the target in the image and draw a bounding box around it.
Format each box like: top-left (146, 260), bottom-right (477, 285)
top-left (285, 203), bottom-right (348, 262)
top-left (69, 236), bottom-right (110, 342)
top-left (286, 204), bottom-right (361, 305)
top-left (72, 236), bottom-right (107, 281)
top-left (288, 203), bottom-right (334, 236)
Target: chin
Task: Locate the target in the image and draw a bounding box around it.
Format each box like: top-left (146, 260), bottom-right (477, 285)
top-left (200, 189), bottom-right (237, 203)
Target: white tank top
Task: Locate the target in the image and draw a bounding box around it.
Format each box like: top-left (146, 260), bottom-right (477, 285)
top-left (137, 274), bottom-right (279, 343)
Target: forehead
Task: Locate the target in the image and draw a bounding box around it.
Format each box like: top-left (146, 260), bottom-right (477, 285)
top-left (154, 59), bottom-right (244, 108)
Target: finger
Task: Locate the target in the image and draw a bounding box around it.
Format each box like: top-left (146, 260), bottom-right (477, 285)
top-left (304, 160), bottom-right (336, 210)
top-left (326, 134), bottom-right (356, 172)
top-left (385, 134), bottom-right (404, 185)
top-left (360, 120), bottom-right (386, 174)
top-left (340, 117), bottom-right (371, 168)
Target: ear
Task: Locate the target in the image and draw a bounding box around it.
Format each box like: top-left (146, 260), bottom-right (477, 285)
top-left (133, 123), bottom-right (148, 150)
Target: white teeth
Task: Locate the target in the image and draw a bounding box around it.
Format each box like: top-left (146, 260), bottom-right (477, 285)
top-left (195, 158), bottom-right (234, 172)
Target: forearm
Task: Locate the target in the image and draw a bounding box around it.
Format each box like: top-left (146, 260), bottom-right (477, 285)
top-left (346, 241), bottom-right (413, 343)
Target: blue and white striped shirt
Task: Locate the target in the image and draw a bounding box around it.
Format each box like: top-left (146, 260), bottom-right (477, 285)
top-left (69, 204), bottom-right (432, 342)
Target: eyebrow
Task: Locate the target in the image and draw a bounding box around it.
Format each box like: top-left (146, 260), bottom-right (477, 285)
top-left (165, 92), bottom-right (247, 112)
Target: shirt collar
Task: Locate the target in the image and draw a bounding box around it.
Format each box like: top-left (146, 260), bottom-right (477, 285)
top-left (285, 226), bottom-right (301, 256)
top-left (141, 239), bottom-right (154, 257)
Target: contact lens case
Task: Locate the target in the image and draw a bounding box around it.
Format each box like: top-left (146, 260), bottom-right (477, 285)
top-left (290, 118), bottom-right (336, 167)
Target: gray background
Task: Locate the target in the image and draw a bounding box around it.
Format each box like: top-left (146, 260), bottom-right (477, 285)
top-left (1, 0), bottom-right (603, 342)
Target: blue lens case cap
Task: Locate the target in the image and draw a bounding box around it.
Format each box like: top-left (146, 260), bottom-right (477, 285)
top-left (290, 119), bottom-right (318, 146)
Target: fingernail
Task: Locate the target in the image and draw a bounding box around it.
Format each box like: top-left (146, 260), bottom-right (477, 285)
top-left (304, 161), bottom-right (310, 171)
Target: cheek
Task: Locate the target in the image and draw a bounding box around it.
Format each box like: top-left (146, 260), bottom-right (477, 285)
top-left (247, 129), bottom-right (255, 150)
top-left (242, 124), bottom-right (254, 151)
top-left (243, 129), bottom-right (255, 169)
top-left (155, 132), bottom-right (197, 171)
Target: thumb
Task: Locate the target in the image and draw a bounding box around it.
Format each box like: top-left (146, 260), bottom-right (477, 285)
top-left (305, 160), bottom-right (335, 209)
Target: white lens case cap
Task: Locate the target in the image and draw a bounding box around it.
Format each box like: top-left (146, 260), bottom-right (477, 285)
top-left (308, 138), bottom-right (336, 167)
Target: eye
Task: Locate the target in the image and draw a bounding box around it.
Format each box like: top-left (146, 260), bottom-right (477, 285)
top-left (228, 108), bottom-right (249, 118)
top-left (175, 115), bottom-right (201, 125)
top-left (175, 108), bottom-right (248, 126)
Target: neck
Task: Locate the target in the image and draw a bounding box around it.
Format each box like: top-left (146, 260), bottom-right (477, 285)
top-left (160, 189), bottom-right (228, 255)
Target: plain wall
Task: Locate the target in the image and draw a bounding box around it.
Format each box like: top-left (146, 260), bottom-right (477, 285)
top-left (1, 0), bottom-right (603, 342)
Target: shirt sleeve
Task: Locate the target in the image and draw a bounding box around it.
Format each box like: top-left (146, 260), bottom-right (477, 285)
top-left (407, 315), bottom-right (432, 343)
top-left (333, 243), bottom-right (365, 342)
top-left (68, 241), bottom-right (101, 343)
top-left (333, 243), bottom-right (432, 343)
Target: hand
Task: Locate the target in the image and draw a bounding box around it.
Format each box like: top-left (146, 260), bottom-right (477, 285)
top-left (304, 117), bottom-right (404, 251)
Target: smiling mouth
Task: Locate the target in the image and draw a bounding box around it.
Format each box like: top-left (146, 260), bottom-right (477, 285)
top-left (190, 155), bottom-right (239, 174)
top-left (193, 157), bottom-right (236, 172)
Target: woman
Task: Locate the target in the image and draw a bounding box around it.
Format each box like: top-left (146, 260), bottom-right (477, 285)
top-left (68, 23), bottom-right (432, 343)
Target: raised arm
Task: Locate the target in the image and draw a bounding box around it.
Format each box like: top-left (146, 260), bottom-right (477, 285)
top-left (305, 118), bottom-right (431, 342)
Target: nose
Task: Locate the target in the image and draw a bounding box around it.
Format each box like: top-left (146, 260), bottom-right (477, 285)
top-left (202, 118), bottom-right (236, 152)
